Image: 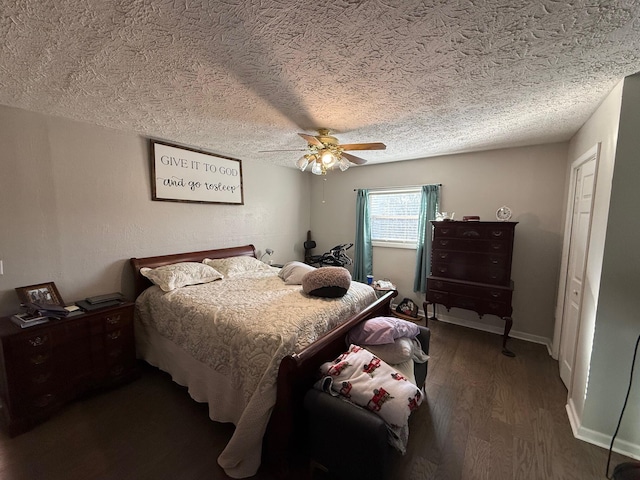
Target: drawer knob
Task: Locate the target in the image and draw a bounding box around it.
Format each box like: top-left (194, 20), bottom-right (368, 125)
top-left (490, 291), bottom-right (502, 298)
top-left (28, 335), bottom-right (48, 347)
top-left (439, 240), bottom-right (449, 246)
top-left (108, 348), bottom-right (123, 358)
top-left (106, 315), bottom-right (121, 325)
top-left (492, 230), bottom-right (504, 237)
top-left (33, 394), bottom-right (55, 408)
top-left (439, 253), bottom-right (449, 259)
top-left (107, 330), bottom-right (121, 340)
top-left (31, 353), bottom-right (50, 365)
top-left (462, 230), bottom-right (480, 238)
top-left (33, 373), bottom-right (52, 384)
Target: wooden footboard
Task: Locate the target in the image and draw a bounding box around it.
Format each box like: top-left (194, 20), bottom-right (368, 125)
top-left (264, 289), bottom-right (398, 477)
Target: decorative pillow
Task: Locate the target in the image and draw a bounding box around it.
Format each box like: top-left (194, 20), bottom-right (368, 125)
top-left (202, 256), bottom-right (271, 277)
top-left (278, 261), bottom-right (316, 285)
top-left (140, 262), bottom-right (223, 292)
top-left (346, 317), bottom-right (420, 346)
top-left (364, 337), bottom-right (413, 365)
top-left (318, 344), bottom-right (423, 430)
top-left (365, 337), bottom-right (430, 367)
top-left (301, 266), bottom-right (351, 298)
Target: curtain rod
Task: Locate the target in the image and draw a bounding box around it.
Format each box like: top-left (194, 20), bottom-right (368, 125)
top-left (353, 183), bottom-right (441, 191)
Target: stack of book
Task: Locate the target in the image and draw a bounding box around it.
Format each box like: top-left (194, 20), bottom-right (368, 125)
top-left (11, 312), bottom-right (50, 328)
top-left (21, 302), bottom-right (85, 321)
top-left (39, 304), bottom-right (84, 319)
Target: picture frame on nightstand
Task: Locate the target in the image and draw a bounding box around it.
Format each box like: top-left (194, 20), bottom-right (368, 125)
top-left (15, 282), bottom-right (65, 307)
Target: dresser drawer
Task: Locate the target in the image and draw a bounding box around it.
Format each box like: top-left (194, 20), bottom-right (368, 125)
top-left (89, 307), bottom-right (133, 335)
top-left (431, 262), bottom-right (510, 285)
top-left (433, 224), bottom-right (514, 240)
top-left (428, 277), bottom-right (513, 302)
top-left (432, 237), bottom-right (511, 253)
top-left (432, 249), bottom-right (509, 267)
top-left (10, 319), bottom-right (88, 351)
top-left (446, 294), bottom-right (512, 318)
top-left (10, 331), bottom-right (54, 353)
top-left (426, 290), bottom-right (512, 318)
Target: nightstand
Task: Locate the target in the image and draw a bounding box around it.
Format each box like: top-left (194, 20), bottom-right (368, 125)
top-left (373, 280), bottom-right (396, 298)
top-left (0, 302), bottom-right (138, 437)
top-left (392, 310), bottom-right (425, 324)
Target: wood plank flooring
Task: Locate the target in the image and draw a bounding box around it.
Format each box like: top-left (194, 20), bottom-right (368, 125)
top-left (0, 320), bottom-right (633, 480)
top-left (388, 320), bottom-right (633, 480)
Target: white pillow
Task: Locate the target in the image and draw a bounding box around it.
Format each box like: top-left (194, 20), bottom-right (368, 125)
top-left (202, 256), bottom-right (271, 277)
top-left (278, 261), bottom-right (316, 285)
top-left (364, 338), bottom-right (413, 365)
top-left (346, 317), bottom-right (420, 346)
top-left (141, 262), bottom-right (223, 292)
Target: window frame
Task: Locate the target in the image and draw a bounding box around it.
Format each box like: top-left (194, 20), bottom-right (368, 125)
top-left (369, 187), bottom-right (422, 250)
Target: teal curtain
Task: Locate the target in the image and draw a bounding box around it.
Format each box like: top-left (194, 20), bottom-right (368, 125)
top-left (414, 184), bottom-right (440, 292)
top-left (353, 189), bottom-right (372, 283)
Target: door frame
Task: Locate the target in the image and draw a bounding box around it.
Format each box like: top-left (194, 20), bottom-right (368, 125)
top-left (551, 143), bottom-right (600, 369)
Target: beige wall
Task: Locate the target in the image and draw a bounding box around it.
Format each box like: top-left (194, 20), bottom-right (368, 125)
top-left (309, 143), bottom-right (569, 344)
top-left (563, 80), bottom-right (622, 437)
top-left (572, 75), bottom-right (640, 458)
top-left (0, 105), bottom-right (311, 316)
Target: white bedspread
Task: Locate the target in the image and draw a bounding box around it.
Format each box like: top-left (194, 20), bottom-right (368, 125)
top-left (134, 267), bottom-right (376, 478)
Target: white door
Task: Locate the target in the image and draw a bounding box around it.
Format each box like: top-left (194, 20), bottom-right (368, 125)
top-left (558, 150), bottom-right (598, 389)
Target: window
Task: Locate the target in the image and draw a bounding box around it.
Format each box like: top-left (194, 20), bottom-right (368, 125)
top-left (369, 188), bottom-right (421, 248)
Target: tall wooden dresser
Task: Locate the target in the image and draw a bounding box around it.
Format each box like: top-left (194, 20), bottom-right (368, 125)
top-left (424, 221), bottom-right (517, 356)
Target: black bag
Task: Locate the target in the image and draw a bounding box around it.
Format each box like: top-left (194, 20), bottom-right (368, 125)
top-left (396, 298), bottom-right (418, 318)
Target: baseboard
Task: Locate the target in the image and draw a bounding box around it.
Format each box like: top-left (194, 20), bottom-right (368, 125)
top-left (421, 309), bottom-right (552, 353)
top-left (567, 398), bottom-right (640, 461)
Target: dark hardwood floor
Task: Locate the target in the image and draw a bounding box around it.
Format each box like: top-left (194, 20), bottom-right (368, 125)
top-left (0, 320), bottom-right (633, 480)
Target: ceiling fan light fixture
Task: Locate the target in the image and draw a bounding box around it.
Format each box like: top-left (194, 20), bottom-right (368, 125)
top-left (338, 156), bottom-right (350, 171)
top-left (296, 154), bottom-right (309, 171)
top-left (311, 160), bottom-right (323, 175)
top-left (320, 149), bottom-right (336, 166)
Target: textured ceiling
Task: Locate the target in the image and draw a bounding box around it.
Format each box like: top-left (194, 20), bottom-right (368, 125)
top-left (1, 0), bottom-right (639, 168)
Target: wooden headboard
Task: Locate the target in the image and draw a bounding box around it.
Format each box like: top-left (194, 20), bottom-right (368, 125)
top-left (130, 244), bottom-right (257, 298)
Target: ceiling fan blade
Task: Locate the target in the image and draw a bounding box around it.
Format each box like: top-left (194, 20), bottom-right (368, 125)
top-left (298, 133), bottom-right (324, 148)
top-left (339, 142), bottom-right (386, 151)
top-left (342, 152), bottom-right (368, 165)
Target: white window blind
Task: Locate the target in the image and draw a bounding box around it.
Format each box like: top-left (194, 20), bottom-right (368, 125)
top-left (369, 188), bottom-right (421, 248)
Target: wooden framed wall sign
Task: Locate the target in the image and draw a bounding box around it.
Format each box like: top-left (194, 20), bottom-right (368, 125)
top-left (150, 140), bottom-right (244, 205)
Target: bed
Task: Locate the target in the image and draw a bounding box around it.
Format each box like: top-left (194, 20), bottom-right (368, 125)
top-left (130, 244), bottom-right (397, 479)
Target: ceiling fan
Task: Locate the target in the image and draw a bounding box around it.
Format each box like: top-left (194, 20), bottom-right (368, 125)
top-left (263, 129), bottom-right (386, 175)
